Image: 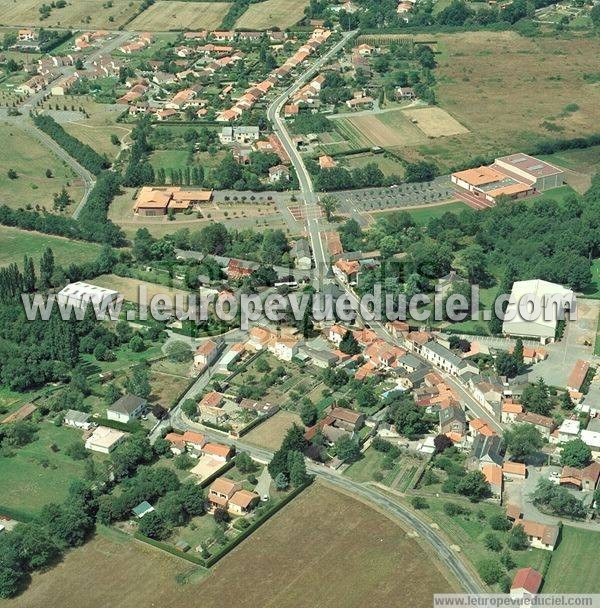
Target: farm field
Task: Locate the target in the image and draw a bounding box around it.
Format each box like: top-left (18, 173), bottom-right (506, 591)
top-left (0, 225), bottom-right (103, 267)
top-left (0, 529), bottom-right (207, 608)
top-left (403, 106), bottom-right (469, 138)
top-left (193, 482), bottom-right (457, 607)
top-left (542, 526), bottom-right (600, 593)
top-left (235, 0), bottom-right (308, 29)
top-left (332, 109), bottom-right (427, 148)
top-left (89, 273), bottom-right (191, 305)
top-left (0, 122), bottom-right (84, 211)
top-left (130, 1), bottom-right (231, 31)
top-left (0, 0), bottom-right (142, 28)
top-left (0, 423), bottom-right (95, 519)
top-left (372, 200), bottom-right (468, 225)
top-left (416, 31), bottom-right (600, 171)
top-left (60, 102), bottom-right (130, 159)
top-left (244, 410), bottom-right (304, 451)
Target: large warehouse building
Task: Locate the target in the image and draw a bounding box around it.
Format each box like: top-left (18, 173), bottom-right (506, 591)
top-left (502, 279), bottom-right (574, 343)
top-left (451, 153), bottom-right (564, 207)
top-left (57, 282), bottom-right (122, 316)
top-left (134, 187), bottom-right (213, 216)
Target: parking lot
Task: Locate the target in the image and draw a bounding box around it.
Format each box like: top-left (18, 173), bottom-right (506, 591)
top-left (333, 176), bottom-right (455, 217)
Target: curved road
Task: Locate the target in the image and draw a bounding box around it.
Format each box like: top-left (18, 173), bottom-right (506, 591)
top-left (162, 393), bottom-right (484, 594)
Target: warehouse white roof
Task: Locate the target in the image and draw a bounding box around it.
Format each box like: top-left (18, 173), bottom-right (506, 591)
top-left (502, 279), bottom-right (574, 339)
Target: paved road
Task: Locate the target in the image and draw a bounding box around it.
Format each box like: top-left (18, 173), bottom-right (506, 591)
top-left (267, 31), bottom-right (357, 282)
top-left (6, 32), bottom-right (134, 219)
top-left (160, 395), bottom-right (484, 593)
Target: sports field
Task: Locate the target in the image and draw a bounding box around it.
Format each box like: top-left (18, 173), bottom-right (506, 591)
top-left (235, 0), bottom-right (308, 29)
top-left (542, 526), bottom-right (600, 593)
top-left (195, 482), bottom-right (456, 607)
top-left (0, 423), bottom-right (93, 519)
top-left (130, 1), bottom-right (231, 31)
top-left (0, 122), bottom-right (84, 211)
top-left (0, 225), bottom-right (103, 267)
top-left (0, 0), bottom-right (141, 28)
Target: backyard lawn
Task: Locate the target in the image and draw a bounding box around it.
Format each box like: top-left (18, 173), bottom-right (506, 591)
top-left (0, 423), bottom-right (96, 519)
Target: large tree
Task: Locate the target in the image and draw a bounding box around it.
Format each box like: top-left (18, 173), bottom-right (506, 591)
top-left (503, 424), bottom-right (543, 462)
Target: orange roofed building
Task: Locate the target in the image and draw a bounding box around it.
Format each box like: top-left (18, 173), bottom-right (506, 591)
top-left (134, 186), bottom-right (213, 216)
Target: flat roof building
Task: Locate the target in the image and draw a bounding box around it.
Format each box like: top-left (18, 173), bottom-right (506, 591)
top-left (502, 279), bottom-right (574, 343)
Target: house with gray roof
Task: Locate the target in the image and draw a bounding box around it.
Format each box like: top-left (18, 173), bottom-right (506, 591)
top-left (64, 409), bottom-right (92, 430)
top-left (107, 394), bottom-right (147, 424)
top-left (471, 434), bottom-right (505, 468)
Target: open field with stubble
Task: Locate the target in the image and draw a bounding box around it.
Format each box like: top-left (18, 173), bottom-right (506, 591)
top-left (0, 0), bottom-right (142, 28)
top-left (0, 528), bottom-right (207, 608)
top-left (130, 1), bottom-right (231, 31)
top-left (234, 0), bottom-right (308, 29)
top-left (407, 31), bottom-right (600, 171)
top-left (0, 225), bottom-right (103, 267)
top-left (0, 122), bottom-right (84, 211)
top-left (195, 482), bottom-right (456, 608)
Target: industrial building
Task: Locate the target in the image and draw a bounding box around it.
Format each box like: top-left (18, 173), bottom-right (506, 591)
top-left (451, 153), bottom-right (564, 207)
top-left (502, 279), bottom-right (574, 343)
top-left (57, 282), bottom-right (121, 315)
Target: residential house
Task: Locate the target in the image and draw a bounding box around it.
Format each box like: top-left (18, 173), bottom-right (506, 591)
top-left (164, 432), bottom-right (186, 455)
top-left (567, 359), bottom-right (589, 392)
top-left (515, 412), bottom-right (555, 439)
top-left (514, 519), bottom-right (559, 551)
top-left (503, 461), bottom-right (527, 479)
top-left (202, 442), bottom-right (234, 461)
top-left (268, 164), bottom-right (290, 183)
top-left (470, 377), bottom-right (504, 419)
top-left (290, 239), bottom-right (312, 270)
top-left (228, 489), bottom-right (260, 514)
top-left (557, 418), bottom-right (580, 443)
top-left (510, 567), bottom-right (542, 599)
top-left (471, 433), bottom-right (504, 467)
top-left (106, 394), bottom-right (146, 424)
top-left (194, 339), bottom-right (221, 368)
top-left (421, 341), bottom-right (472, 377)
top-left (328, 324), bottom-right (346, 347)
top-left (580, 429), bottom-right (600, 458)
top-left (319, 155), bottom-right (337, 169)
top-left (219, 125), bottom-right (260, 144)
top-left (198, 391), bottom-right (225, 421)
top-left (559, 462), bottom-right (600, 492)
top-left (63, 409), bottom-right (92, 431)
top-left (501, 399), bottom-right (523, 423)
top-left (439, 406), bottom-right (467, 436)
top-left (333, 259), bottom-right (360, 284)
top-left (482, 464), bottom-right (503, 499)
top-left (356, 43), bottom-right (374, 56)
top-left (208, 477), bottom-right (241, 509)
top-left (330, 407), bottom-right (365, 432)
top-left (18, 29), bottom-right (36, 41)
top-left (248, 326), bottom-right (273, 350)
top-left (395, 86), bottom-right (416, 100)
top-left (269, 336), bottom-right (301, 362)
top-left (85, 426), bottom-right (127, 454)
top-left (227, 258), bottom-right (255, 279)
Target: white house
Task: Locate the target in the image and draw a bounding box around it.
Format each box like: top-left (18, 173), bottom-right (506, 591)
top-left (194, 340), bottom-right (221, 368)
top-left (328, 324), bottom-right (346, 347)
top-left (269, 337), bottom-right (301, 362)
top-left (63, 409), bottom-right (92, 430)
top-left (557, 419), bottom-right (580, 443)
top-left (106, 394), bottom-right (147, 424)
top-left (85, 426), bottom-right (127, 454)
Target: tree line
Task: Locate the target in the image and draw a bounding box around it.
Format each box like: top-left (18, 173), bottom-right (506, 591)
top-left (32, 114), bottom-right (110, 176)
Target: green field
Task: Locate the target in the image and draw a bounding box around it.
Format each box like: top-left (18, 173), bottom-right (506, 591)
top-left (0, 423), bottom-right (95, 519)
top-left (344, 447), bottom-right (386, 483)
top-left (0, 122), bottom-right (84, 212)
top-left (0, 225), bottom-right (103, 267)
top-left (373, 201), bottom-right (468, 226)
top-left (542, 526), bottom-right (600, 593)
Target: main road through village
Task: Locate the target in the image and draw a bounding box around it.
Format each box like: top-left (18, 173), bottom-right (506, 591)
top-left (155, 31), bottom-right (487, 595)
